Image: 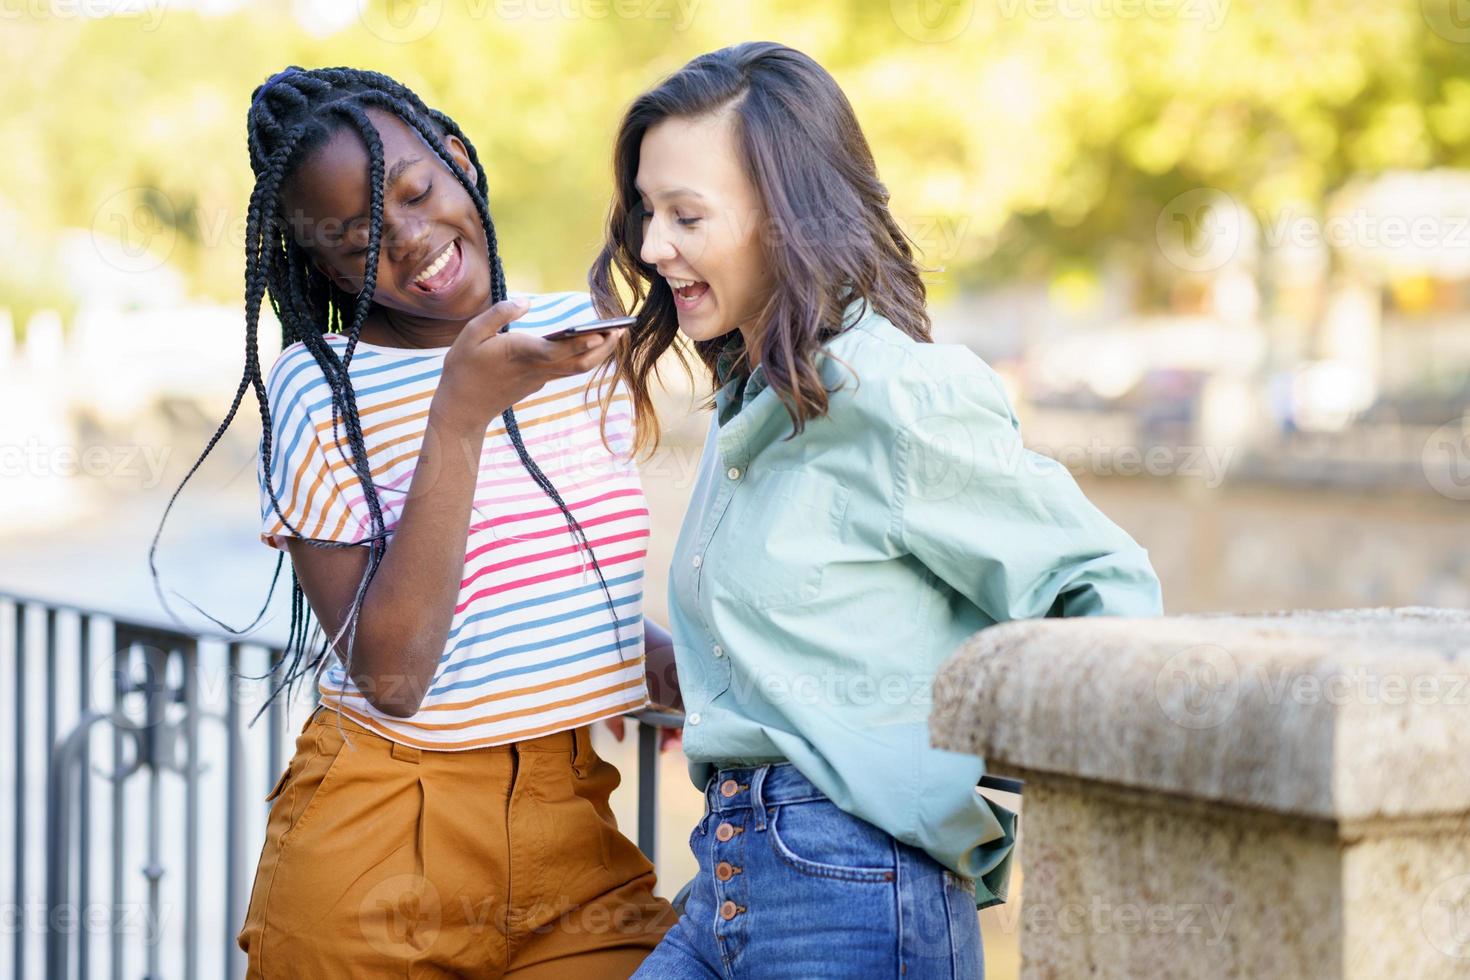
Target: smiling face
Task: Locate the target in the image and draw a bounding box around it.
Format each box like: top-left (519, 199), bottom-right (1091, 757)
top-left (279, 106), bottom-right (493, 341)
top-left (636, 110), bottom-right (776, 352)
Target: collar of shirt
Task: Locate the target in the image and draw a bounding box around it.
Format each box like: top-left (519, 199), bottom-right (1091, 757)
top-left (711, 297), bottom-right (874, 443)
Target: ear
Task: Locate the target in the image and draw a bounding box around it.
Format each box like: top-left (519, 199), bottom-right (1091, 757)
top-left (443, 133), bottom-right (475, 183)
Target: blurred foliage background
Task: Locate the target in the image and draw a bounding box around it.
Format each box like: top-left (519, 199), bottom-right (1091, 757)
top-left (6, 0), bottom-right (1470, 324)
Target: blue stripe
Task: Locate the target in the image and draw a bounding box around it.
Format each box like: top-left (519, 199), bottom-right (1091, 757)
top-left (446, 570), bottom-right (642, 641)
top-left (439, 591), bottom-right (642, 663)
top-left (429, 631), bottom-right (645, 697)
top-left (436, 613), bottom-right (644, 681)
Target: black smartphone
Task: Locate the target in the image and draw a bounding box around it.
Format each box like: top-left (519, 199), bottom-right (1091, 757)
top-left (542, 316), bottom-right (636, 341)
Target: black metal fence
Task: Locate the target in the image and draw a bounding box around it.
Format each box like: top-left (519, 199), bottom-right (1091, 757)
top-left (2, 593), bottom-right (677, 980)
top-left (3, 591), bottom-right (1017, 979)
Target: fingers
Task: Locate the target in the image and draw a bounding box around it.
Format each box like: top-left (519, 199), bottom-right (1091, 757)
top-left (545, 330), bottom-right (623, 375)
top-left (463, 297), bottom-right (531, 341)
top-left (603, 716), bottom-right (626, 742)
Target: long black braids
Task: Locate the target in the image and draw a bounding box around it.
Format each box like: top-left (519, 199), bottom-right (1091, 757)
top-left (149, 66), bottom-right (632, 724)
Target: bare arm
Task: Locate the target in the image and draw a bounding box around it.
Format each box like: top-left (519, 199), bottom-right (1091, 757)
top-left (285, 300), bottom-right (626, 717)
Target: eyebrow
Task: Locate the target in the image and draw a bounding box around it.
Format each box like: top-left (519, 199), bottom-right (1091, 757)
top-left (345, 155), bottom-right (424, 225)
top-left (634, 183), bottom-right (706, 203)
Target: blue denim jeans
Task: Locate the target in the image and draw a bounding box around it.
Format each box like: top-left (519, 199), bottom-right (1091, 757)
top-left (632, 762), bottom-right (983, 979)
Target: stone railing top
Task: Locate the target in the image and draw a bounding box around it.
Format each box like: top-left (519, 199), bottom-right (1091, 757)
top-left (931, 607), bottom-right (1470, 823)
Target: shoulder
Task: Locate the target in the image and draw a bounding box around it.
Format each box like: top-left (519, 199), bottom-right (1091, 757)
top-left (507, 290), bottom-right (597, 337)
top-left (264, 341), bottom-right (332, 411)
top-left (822, 306), bottom-right (1017, 435)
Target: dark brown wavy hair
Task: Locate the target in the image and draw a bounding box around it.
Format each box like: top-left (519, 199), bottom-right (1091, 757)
top-left (588, 41), bottom-right (932, 456)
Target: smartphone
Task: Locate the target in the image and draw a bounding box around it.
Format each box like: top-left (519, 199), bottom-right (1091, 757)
top-left (542, 316), bottom-right (636, 341)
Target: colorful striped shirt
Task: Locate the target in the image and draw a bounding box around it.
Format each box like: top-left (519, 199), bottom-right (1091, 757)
top-left (257, 291), bottom-right (650, 749)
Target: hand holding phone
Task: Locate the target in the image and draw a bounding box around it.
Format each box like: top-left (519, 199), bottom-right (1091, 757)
top-left (542, 316), bottom-right (636, 342)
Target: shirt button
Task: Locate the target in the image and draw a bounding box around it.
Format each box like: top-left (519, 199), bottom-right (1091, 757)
top-left (719, 900), bottom-right (741, 921)
top-left (715, 822), bottom-right (736, 842)
top-left (719, 778), bottom-right (740, 798)
top-left (687, 712), bottom-right (702, 726)
top-left (726, 466), bottom-right (741, 480)
top-left (692, 554), bottom-right (702, 569)
top-left (712, 644), bottom-right (724, 658)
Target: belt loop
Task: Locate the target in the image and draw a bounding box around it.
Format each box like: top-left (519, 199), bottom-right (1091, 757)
top-left (571, 726), bottom-right (592, 779)
top-left (391, 740), bottom-right (421, 764)
top-left (750, 765), bottom-right (771, 832)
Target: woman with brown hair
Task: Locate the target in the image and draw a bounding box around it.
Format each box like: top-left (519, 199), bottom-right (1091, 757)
top-left (589, 43), bottom-right (1164, 977)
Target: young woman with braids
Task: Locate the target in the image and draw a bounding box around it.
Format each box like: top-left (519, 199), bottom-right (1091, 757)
top-left (589, 44), bottom-right (1164, 977)
top-left (159, 66), bottom-right (679, 977)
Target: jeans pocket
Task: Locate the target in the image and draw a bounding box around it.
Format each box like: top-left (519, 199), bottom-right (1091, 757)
top-left (766, 799), bottom-right (896, 883)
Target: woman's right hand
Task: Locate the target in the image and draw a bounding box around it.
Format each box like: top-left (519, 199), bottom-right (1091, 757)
top-left (434, 297), bottom-right (623, 431)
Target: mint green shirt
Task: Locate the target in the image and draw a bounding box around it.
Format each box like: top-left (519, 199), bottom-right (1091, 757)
top-left (668, 301), bottom-right (1164, 908)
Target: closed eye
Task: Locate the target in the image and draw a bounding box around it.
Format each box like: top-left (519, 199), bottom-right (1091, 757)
top-left (343, 183), bottom-right (433, 256)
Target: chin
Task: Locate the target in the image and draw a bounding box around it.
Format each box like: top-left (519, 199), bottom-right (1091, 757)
top-left (676, 317), bottom-right (734, 345)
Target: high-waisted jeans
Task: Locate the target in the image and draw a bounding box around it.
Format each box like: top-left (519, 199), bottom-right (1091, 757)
top-left (633, 762), bottom-right (983, 979)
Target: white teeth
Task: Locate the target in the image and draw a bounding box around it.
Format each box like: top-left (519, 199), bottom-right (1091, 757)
top-left (413, 242), bottom-right (454, 284)
top-left (666, 276), bottom-right (703, 291)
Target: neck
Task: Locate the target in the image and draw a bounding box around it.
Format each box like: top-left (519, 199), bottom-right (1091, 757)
top-left (737, 322), bottom-right (761, 370)
top-left (361, 304), bottom-right (479, 349)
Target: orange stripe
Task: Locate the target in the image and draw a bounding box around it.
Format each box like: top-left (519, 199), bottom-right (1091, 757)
top-left (313, 377), bottom-right (616, 440)
top-left (320, 656), bottom-right (644, 714)
top-left (323, 674), bottom-right (645, 732)
top-left (321, 393), bottom-right (631, 489)
top-left (265, 431), bottom-right (345, 541)
top-left (317, 694), bottom-right (649, 749)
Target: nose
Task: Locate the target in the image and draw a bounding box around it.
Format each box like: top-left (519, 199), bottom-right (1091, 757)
top-left (382, 205), bottom-right (432, 271)
top-left (639, 212), bottom-right (675, 268)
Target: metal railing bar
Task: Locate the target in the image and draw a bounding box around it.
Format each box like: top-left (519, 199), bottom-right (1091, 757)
top-left (13, 601), bottom-right (27, 980)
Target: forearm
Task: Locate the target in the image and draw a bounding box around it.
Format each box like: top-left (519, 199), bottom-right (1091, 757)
top-left (345, 402), bottom-right (489, 715)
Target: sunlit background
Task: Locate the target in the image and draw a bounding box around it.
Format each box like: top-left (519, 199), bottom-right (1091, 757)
top-left (3, 1), bottom-right (1469, 977)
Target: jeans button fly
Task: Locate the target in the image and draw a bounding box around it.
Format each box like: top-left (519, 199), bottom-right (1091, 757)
top-left (715, 822), bottom-right (736, 842)
top-left (720, 900), bottom-right (741, 920)
top-left (719, 779), bottom-right (740, 798)
top-left (715, 861), bottom-right (737, 881)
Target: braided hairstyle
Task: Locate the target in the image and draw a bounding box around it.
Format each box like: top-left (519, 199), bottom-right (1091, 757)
top-left (150, 66), bottom-right (630, 722)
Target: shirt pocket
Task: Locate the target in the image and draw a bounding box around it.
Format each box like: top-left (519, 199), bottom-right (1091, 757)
top-left (719, 468), bottom-right (850, 610)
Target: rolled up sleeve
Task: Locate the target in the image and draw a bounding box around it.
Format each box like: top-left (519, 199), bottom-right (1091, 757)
top-left (893, 365), bottom-right (1164, 623)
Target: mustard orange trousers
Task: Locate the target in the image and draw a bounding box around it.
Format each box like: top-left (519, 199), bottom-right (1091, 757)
top-left (238, 706), bottom-right (676, 978)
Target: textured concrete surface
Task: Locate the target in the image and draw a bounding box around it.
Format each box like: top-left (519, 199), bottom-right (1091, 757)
top-left (932, 608), bottom-right (1470, 979)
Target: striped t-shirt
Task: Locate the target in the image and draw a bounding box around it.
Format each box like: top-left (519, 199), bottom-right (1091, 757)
top-left (257, 291), bottom-right (650, 749)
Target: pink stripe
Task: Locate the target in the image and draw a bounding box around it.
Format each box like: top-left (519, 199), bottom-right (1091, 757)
top-left (341, 416), bottom-right (634, 514)
top-left (464, 507), bottom-right (649, 563)
top-left (467, 487), bottom-right (644, 536)
top-left (353, 467), bottom-right (638, 539)
top-left (455, 548), bottom-right (647, 615)
top-left (460, 528), bottom-right (651, 592)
